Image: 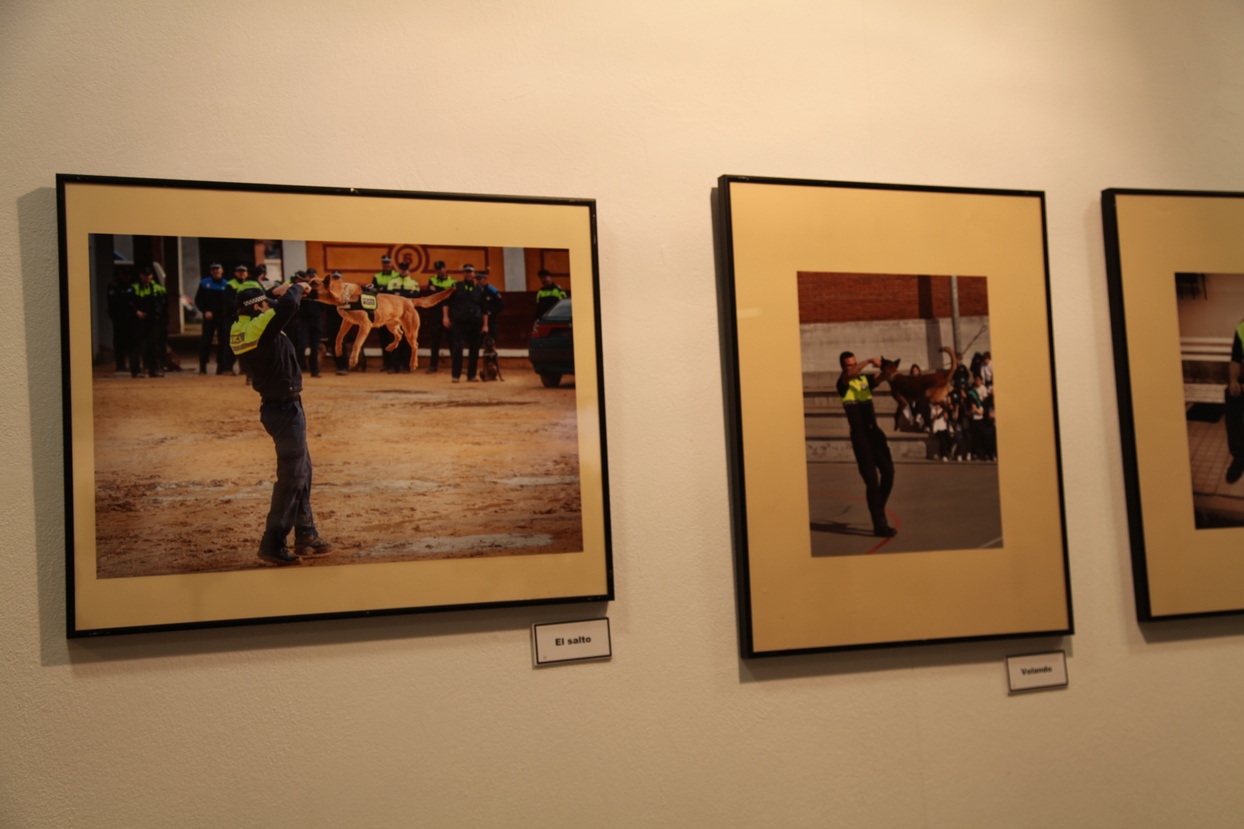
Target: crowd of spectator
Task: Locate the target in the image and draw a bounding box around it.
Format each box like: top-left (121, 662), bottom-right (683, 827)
top-left (910, 351), bottom-right (996, 462)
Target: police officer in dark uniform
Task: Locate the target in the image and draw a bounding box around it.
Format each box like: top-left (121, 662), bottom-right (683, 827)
top-left (837, 351), bottom-right (896, 537)
top-left (105, 268), bottom-right (133, 374)
top-left (126, 265), bottom-right (167, 378)
top-left (423, 260), bottom-right (455, 373)
top-left (477, 269), bottom-right (504, 338)
top-left (445, 264), bottom-right (488, 383)
top-left (194, 262), bottom-right (230, 374)
top-left (291, 268), bottom-right (324, 377)
top-left (230, 281), bottom-right (332, 566)
top-left (534, 268), bottom-right (568, 320)
top-left (1226, 318), bottom-right (1244, 484)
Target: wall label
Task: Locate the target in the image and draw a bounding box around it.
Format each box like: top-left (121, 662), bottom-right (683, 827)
top-left (1006, 651), bottom-right (1068, 692)
top-left (532, 618), bottom-right (611, 666)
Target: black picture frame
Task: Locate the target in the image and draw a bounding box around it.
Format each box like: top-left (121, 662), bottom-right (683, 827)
top-left (58, 174), bottom-right (612, 637)
top-left (718, 174), bottom-right (1072, 657)
top-left (1102, 187), bottom-right (1244, 622)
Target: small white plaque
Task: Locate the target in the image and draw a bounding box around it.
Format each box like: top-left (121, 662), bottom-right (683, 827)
top-left (1006, 651), bottom-right (1068, 692)
top-left (532, 618), bottom-right (611, 666)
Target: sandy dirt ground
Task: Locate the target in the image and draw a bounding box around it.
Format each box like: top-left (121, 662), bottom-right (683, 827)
top-left (91, 357), bottom-right (583, 578)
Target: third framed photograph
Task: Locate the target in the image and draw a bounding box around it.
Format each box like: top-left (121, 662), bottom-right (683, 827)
top-left (718, 175), bottom-right (1072, 657)
top-left (1103, 188), bottom-right (1244, 621)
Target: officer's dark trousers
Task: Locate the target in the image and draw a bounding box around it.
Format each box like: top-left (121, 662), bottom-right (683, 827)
top-left (1226, 388), bottom-right (1244, 459)
top-left (849, 424), bottom-right (894, 530)
top-left (378, 326), bottom-right (396, 371)
top-left (393, 332), bottom-right (412, 372)
top-left (199, 315), bottom-right (230, 372)
top-left (129, 323), bottom-right (160, 376)
top-left (296, 319), bottom-right (323, 376)
top-left (425, 316), bottom-right (447, 370)
top-left (111, 320), bottom-right (129, 372)
top-left (451, 319), bottom-right (482, 380)
top-left (259, 399), bottom-right (315, 548)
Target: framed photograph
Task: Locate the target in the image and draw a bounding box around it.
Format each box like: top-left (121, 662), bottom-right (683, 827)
top-left (717, 175), bottom-right (1072, 657)
top-left (1102, 188), bottom-right (1244, 621)
top-left (58, 174), bottom-right (611, 637)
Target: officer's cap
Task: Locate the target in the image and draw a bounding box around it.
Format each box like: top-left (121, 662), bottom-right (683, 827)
top-left (462, 264), bottom-right (475, 273)
top-left (330, 270), bottom-right (343, 278)
top-left (433, 260), bottom-right (446, 269)
top-left (398, 260), bottom-right (410, 270)
top-left (209, 262), bottom-right (222, 269)
top-left (381, 255), bottom-right (392, 263)
top-left (304, 268), bottom-right (318, 276)
top-left (538, 268), bottom-right (551, 277)
top-left (234, 264), bottom-right (249, 273)
top-left (236, 286), bottom-right (267, 310)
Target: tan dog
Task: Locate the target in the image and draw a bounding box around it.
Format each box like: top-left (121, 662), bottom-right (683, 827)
top-left (306, 275), bottom-right (453, 371)
top-left (881, 346), bottom-right (960, 431)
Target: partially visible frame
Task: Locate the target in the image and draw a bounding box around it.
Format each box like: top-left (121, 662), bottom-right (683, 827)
top-left (718, 175), bottom-right (1072, 657)
top-left (1102, 188), bottom-right (1244, 621)
top-left (59, 174), bottom-right (612, 636)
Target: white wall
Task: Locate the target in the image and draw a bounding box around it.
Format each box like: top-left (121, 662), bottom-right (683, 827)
top-left (4, 2), bottom-right (1244, 827)
top-left (1179, 273), bottom-right (1244, 340)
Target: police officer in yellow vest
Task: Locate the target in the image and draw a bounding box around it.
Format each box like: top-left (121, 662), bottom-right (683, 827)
top-left (534, 268), bottom-right (568, 320)
top-left (423, 260), bottom-right (456, 373)
top-left (223, 264), bottom-right (262, 374)
top-left (391, 261), bottom-right (421, 372)
top-left (126, 265), bottom-right (167, 378)
top-left (230, 282), bottom-right (332, 566)
top-left (372, 254), bottom-right (402, 372)
top-left (837, 351), bottom-right (896, 537)
top-left (1225, 319), bottom-right (1244, 484)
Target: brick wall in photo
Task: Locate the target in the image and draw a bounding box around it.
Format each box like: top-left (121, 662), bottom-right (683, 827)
top-left (797, 273), bottom-right (989, 323)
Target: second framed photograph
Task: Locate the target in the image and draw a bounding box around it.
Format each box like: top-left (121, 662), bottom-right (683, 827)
top-left (59, 174), bottom-right (611, 636)
top-left (1103, 188), bottom-right (1244, 621)
top-left (718, 175), bottom-right (1072, 657)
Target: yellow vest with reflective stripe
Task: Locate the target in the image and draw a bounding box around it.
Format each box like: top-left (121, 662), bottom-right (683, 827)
top-left (840, 374), bottom-right (873, 403)
top-left (230, 309), bottom-right (276, 355)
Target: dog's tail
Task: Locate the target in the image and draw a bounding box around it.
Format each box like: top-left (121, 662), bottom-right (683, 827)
top-left (409, 288), bottom-right (455, 308)
top-left (941, 346), bottom-right (959, 375)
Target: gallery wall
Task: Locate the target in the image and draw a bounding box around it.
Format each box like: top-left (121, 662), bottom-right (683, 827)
top-left (4, 1), bottom-right (1244, 826)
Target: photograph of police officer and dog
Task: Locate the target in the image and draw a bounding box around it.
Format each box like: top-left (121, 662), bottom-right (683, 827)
top-left (88, 232), bottom-right (582, 577)
top-left (1176, 272), bottom-right (1244, 529)
top-left (799, 272), bottom-right (1001, 556)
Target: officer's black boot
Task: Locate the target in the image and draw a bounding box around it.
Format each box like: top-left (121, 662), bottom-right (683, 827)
top-left (258, 534), bottom-right (301, 566)
top-left (871, 510), bottom-right (896, 538)
top-left (294, 532), bottom-right (333, 557)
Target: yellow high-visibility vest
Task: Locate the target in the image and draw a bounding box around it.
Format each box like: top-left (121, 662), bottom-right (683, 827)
top-left (840, 374), bottom-right (872, 403)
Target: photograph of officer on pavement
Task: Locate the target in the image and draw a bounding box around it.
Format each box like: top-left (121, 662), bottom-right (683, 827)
top-left (1174, 272), bottom-right (1244, 529)
top-left (799, 272), bottom-right (1001, 556)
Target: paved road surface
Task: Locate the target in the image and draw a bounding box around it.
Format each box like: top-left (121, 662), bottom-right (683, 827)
top-left (807, 459), bottom-right (1002, 556)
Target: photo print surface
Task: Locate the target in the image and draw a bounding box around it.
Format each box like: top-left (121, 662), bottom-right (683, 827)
top-left (1175, 272), bottom-right (1244, 529)
top-left (89, 234), bottom-right (583, 578)
top-left (798, 273), bottom-right (1000, 555)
